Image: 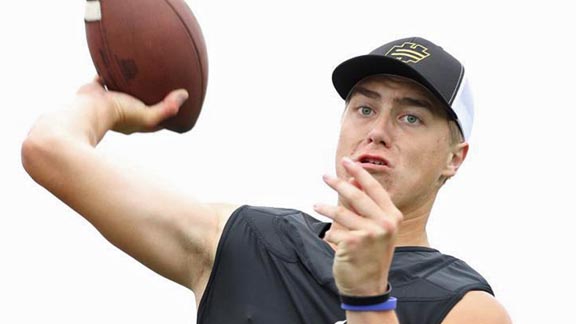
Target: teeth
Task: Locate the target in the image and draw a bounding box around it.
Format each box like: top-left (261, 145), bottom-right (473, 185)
top-left (362, 158), bottom-right (385, 165)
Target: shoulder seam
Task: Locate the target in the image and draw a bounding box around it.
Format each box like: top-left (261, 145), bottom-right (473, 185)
top-left (421, 257), bottom-right (458, 279)
top-left (435, 283), bottom-right (493, 324)
top-left (242, 207), bottom-right (300, 262)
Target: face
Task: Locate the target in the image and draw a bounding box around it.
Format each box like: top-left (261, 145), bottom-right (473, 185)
top-left (335, 75), bottom-right (467, 213)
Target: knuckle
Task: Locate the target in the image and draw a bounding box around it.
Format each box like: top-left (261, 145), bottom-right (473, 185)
top-left (324, 229), bottom-right (334, 242)
top-left (345, 233), bottom-right (361, 246)
top-left (347, 188), bottom-right (363, 201)
top-left (372, 226), bottom-right (388, 239)
top-left (143, 115), bottom-right (159, 129)
top-left (374, 217), bottom-right (390, 230)
top-left (356, 228), bottom-right (381, 242)
top-left (376, 210), bottom-right (403, 228)
top-left (334, 206), bottom-right (348, 219)
top-left (373, 217), bottom-right (398, 236)
top-left (392, 211), bottom-right (404, 224)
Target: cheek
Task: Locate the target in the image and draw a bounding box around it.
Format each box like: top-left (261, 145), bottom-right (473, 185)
top-left (397, 135), bottom-right (447, 174)
top-left (405, 144), bottom-right (449, 181)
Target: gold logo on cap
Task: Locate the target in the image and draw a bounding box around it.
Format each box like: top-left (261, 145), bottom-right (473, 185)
top-left (385, 42), bottom-right (430, 63)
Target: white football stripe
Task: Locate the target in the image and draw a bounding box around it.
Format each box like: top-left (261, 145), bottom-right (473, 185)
top-left (84, 1), bottom-right (102, 22)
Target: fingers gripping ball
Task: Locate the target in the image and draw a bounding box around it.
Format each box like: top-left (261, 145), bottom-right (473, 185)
top-left (84, 0), bottom-right (208, 133)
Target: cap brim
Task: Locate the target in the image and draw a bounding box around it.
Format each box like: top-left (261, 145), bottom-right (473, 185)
top-left (332, 55), bottom-right (458, 121)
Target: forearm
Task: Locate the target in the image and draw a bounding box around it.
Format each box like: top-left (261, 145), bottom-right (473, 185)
top-left (67, 95), bottom-right (117, 146)
top-left (20, 80), bottom-right (218, 289)
top-left (316, 158), bottom-right (403, 324)
top-left (346, 310), bottom-right (399, 324)
top-left (26, 96), bottom-right (115, 148)
top-left (21, 97), bottom-right (116, 196)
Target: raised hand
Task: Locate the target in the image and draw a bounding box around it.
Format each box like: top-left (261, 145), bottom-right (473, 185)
top-left (74, 76), bottom-right (188, 135)
top-left (314, 156), bottom-right (403, 297)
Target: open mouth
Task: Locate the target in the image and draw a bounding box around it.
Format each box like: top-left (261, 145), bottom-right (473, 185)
top-left (357, 155), bottom-right (389, 167)
top-left (360, 158), bottom-right (386, 165)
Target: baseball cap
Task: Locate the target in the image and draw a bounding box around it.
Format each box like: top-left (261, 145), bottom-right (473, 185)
top-left (332, 37), bottom-right (474, 141)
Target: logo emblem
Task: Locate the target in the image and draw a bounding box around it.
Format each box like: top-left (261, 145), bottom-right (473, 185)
top-left (385, 42), bottom-right (430, 63)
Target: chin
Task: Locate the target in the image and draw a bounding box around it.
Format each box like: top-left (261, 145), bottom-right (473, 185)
top-left (371, 172), bottom-right (393, 188)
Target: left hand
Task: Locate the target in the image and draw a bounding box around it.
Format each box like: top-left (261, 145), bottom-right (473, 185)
top-left (314, 156), bottom-right (403, 296)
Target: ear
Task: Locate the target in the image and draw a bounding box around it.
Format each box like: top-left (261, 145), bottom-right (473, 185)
top-left (441, 142), bottom-right (469, 179)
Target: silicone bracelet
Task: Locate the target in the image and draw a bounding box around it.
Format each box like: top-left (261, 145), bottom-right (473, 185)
top-left (340, 283), bottom-right (392, 306)
top-left (341, 297), bottom-right (397, 312)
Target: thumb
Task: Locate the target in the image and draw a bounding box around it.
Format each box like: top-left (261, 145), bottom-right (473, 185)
top-left (144, 89), bottom-right (188, 128)
top-left (155, 89), bottom-right (188, 116)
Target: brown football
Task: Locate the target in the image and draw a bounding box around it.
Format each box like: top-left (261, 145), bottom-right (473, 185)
top-left (84, 0), bottom-right (208, 133)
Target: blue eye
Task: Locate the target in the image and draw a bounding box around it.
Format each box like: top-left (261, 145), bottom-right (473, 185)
top-left (402, 114), bottom-right (421, 124)
top-left (359, 106), bottom-right (373, 116)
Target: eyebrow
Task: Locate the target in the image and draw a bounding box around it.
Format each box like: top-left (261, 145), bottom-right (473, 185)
top-left (346, 86), bottom-right (381, 103)
top-left (394, 97), bottom-right (433, 110)
top-left (347, 86), bottom-right (435, 111)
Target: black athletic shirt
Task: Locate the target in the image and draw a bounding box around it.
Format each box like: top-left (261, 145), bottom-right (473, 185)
top-left (197, 206), bottom-right (493, 324)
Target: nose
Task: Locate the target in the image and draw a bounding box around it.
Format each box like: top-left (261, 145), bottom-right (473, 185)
top-left (366, 114), bottom-right (392, 147)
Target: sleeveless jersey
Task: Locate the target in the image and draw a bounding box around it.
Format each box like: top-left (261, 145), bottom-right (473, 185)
top-left (197, 206), bottom-right (493, 324)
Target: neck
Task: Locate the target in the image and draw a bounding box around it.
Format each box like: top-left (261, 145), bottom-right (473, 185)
top-left (395, 207), bottom-right (430, 247)
top-left (325, 189), bottom-right (440, 249)
top-left (394, 190), bottom-right (438, 247)
top-left (324, 201), bottom-right (433, 249)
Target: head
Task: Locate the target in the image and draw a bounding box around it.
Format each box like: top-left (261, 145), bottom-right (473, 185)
top-left (335, 74), bottom-right (467, 212)
top-left (332, 37), bottom-right (473, 214)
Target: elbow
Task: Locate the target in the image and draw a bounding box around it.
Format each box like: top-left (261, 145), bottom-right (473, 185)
top-left (21, 121), bottom-right (65, 184)
top-left (21, 130), bottom-right (49, 182)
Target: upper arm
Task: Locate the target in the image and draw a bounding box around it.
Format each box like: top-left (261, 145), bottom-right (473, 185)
top-left (22, 133), bottom-right (237, 291)
top-left (442, 291), bottom-right (512, 324)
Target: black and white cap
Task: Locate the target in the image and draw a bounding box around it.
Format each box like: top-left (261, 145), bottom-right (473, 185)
top-left (332, 37), bottom-right (474, 141)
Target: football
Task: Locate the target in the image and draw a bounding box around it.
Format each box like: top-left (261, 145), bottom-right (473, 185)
top-left (84, 0), bottom-right (208, 133)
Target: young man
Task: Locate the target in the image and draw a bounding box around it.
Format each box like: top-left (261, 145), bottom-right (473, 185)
top-left (22, 37), bottom-right (511, 323)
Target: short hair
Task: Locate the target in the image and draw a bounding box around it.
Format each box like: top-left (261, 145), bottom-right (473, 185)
top-left (448, 120), bottom-right (464, 145)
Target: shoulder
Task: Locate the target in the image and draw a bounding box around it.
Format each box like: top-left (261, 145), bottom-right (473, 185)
top-left (442, 291), bottom-right (512, 324)
top-left (391, 248), bottom-right (493, 295)
top-left (225, 205), bottom-right (327, 234)
top-left (216, 205), bottom-right (328, 256)
top-left (391, 248), bottom-right (499, 324)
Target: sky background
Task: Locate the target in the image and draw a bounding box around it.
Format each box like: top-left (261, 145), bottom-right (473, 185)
top-left (1, 1), bottom-right (574, 323)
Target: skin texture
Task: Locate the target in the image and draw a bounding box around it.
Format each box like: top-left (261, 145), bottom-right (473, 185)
top-left (314, 75), bottom-right (511, 323)
top-left (336, 75), bottom-right (464, 214)
top-left (21, 78), bottom-right (233, 303)
top-left (22, 75), bottom-right (511, 323)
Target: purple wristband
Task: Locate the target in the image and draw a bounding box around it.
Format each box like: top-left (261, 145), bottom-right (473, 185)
top-left (341, 297), bottom-right (397, 312)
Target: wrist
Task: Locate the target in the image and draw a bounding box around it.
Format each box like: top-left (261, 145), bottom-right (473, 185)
top-left (337, 279), bottom-right (390, 297)
top-left (342, 297), bottom-right (397, 311)
top-left (71, 95), bottom-right (117, 145)
top-left (340, 283), bottom-right (397, 312)
top-left (346, 308), bottom-right (399, 324)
